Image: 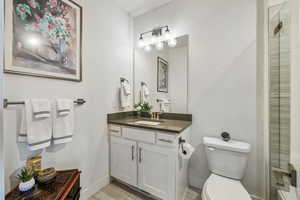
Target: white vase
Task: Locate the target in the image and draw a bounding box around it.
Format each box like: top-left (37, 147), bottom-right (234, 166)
top-left (19, 178), bottom-right (35, 192)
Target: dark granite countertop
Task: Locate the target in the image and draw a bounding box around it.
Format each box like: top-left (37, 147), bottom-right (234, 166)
top-left (107, 112), bottom-right (192, 133)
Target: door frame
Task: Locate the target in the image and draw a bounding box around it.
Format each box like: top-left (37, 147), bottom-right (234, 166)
top-left (0, 0), bottom-right (4, 197)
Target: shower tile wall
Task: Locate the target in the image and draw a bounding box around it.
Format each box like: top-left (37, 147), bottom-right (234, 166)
top-left (269, 5), bottom-right (291, 198)
top-left (269, 4), bottom-right (290, 172)
top-left (269, 9), bottom-right (281, 169)
top-left (278, 8), bottom-right (290, 170)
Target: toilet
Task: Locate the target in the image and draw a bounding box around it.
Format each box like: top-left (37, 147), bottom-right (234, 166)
top-left (202, 137), bottom-right (252, 200)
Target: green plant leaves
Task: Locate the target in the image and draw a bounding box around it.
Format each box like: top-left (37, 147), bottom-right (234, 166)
top-left (134, 103), bottom-right (153, 113)
top-left (17, 167), bottom-right (34, 182)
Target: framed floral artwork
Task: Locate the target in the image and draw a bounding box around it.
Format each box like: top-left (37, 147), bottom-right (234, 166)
top-left (157, 57), bottom-right (168, 93)
top-left (5, 0), bottom-right (82, 81)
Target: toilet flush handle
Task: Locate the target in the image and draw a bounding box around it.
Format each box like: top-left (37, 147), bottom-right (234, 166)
top-left (207, 147), bottom-right (216, 151)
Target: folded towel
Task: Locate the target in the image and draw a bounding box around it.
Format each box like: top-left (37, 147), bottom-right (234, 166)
top-left (18, 108), bottom-right (27, 142)
top-left (53, 99), bottom-right (74, 144)
top-left (123, 81), bottom-right (131, 96)
top-left (31, 99), bottom-right (51, 118)
top-left (140, 85), bottom-right (149, 104)
top-left (120, 82), bottom-right (131, 108)
top-left (20, 100), bottom-right (52, 151)
top-left (143, 85), bottom-right (149, 96)
top-left (56, 99), bottom-right (72, 116)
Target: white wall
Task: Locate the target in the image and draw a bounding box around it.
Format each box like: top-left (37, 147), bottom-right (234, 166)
top-left (133, 0), bottom-right (261, 197)
top-left (257, 0), bottom-right (268, 199)
top-left (0, 0), bottom-right (4, 198)
top-left (3, 0), bottom-right (132, 198)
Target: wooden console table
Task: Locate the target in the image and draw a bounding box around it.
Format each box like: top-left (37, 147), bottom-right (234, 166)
top-left (6, 169), bottom-right (81, 200)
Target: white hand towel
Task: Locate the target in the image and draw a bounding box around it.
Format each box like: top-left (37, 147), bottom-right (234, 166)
top-left (53, 99), bottom-right (74, 144)
top-left (18, 108), bottom-right (27, 142)
top-left (141, 85), bottom-right (150, 104)
top-left (31, 99), bottom-right (51, 118)
top-left (56, 99), bottom-right (72, 116)
top-left (23, 100), bottom-right (52, 151)
top-left (120, 82), bottom-right (131, 108)
top-left (143, 85), bottom-right (149, 96)
top-left (123, 81), bottom-right (131, 96)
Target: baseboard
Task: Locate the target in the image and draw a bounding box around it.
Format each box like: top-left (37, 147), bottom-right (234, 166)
top-left (251, 194), bottom-right (264, 200)
top-left (80, 175), bottom-right (110, 200)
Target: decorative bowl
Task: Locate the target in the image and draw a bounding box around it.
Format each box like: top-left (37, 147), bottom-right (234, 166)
top-left (37, 167), bottom-right (57, 184)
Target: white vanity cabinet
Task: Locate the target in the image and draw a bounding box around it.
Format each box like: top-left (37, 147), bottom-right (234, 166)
top-left (109, 125), bottom-right (191, 200)
top-left (110, 136), bottom-right (137, 187)
top-left (138, 142), bottom-right (176, 200)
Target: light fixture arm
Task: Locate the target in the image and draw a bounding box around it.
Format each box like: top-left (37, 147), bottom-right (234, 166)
top-left (138, 25), bottom-right (176, 51)
top-left (139, 25), bottom-right (169, 39)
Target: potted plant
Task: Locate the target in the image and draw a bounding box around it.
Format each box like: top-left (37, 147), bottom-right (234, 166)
top-left (17, 167), bottom-right (35, 192)
top-left (134, 103), bottom-right (153, 117)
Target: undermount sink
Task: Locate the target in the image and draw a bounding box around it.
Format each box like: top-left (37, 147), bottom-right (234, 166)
top-left (134, 120), bottom-right (161, 126)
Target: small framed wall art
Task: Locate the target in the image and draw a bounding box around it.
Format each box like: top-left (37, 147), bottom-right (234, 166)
top-left (157, 57), bottom-right (168, 93)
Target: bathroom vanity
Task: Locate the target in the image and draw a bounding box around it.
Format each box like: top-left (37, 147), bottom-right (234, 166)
top-left (107, 112), bottom-right (192, 200)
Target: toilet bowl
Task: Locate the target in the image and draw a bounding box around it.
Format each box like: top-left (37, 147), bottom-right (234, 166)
top-left (202, 174), bottom-right (251, 200)
top-left (202, 137), bottom-right (252, 200)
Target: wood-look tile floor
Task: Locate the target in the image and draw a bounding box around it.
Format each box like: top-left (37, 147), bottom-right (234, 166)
top-left (89, 182), bottom-right (201, 200)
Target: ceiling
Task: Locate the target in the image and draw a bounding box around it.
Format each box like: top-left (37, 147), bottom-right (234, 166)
top-left (113, 0), bottom-right (173, 17)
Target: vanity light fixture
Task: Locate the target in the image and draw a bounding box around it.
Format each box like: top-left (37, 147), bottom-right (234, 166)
top-left (155, 41), bottom-right (164, 51)
top-left (164, 27), bottom-right (171, 40)
top-left (137, 25), bottom-right (177, 51)
top-left (137, 35), bottom-right (145, 48)
top-left (168, 38), bottom-right (178, 48)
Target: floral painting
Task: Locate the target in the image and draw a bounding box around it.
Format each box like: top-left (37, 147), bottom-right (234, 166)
top-left (5, 0), bottom-right (82, 81)
top-left (157, 57), bottom-right (168, 93)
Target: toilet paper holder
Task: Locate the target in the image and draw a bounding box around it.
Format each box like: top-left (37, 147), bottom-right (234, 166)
top-left (179, 137), bottom-right (187, 155)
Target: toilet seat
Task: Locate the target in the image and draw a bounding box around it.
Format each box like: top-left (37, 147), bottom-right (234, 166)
top-left (202, 174), bottom-right (251, 200)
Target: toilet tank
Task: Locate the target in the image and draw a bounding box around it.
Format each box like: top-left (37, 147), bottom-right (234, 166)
top-left (203, 137), bottom-right (251, 180)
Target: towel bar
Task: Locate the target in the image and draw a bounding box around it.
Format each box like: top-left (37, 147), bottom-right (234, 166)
top-left (3, 98), bottom-right (86, 108)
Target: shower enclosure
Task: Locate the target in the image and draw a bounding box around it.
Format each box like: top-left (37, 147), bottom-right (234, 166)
top-left (269, 3), bottom-right (291, 200)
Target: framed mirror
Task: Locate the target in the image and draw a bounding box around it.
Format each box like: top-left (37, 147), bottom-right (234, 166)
top-left (133, 35), bottom-right (189, 113)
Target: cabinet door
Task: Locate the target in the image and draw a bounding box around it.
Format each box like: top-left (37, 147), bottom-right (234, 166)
top-left (110, 136), bottom-right (137, 187)
top-left (138, 143), bottom-right (176, 200)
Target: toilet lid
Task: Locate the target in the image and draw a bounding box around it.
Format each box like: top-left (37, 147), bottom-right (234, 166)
top-left (203, 174), bottom-right (251, 200)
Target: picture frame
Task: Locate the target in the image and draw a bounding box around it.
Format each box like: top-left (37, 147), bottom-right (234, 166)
top-left (4, 0), bottom-right (83, 81)
top-left (157, 57), bottom-right (168, 93)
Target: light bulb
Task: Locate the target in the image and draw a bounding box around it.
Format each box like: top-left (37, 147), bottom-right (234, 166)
top-left (144, 45), bottom-right (152, 52)
top-left (164, 30), bottom-right (171, 40)
top-left (151, 35), bottom-right (158, 44)
top-left (138, 36), bottom-right (145, 48)
top-left (168, 38), bottom-right (177, 48)
top-left (155, 41), bottom-right (164, 50)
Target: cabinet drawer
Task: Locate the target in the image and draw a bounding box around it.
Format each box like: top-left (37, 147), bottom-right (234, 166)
top-left (109, 125), bottom-right (122, 136)
top-left (156, 132), bottom-right (177, 147)
top-left (123, 127), bottom-right (156, 144)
